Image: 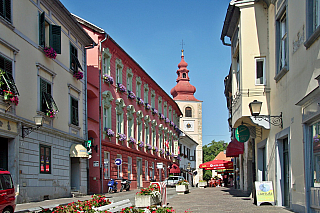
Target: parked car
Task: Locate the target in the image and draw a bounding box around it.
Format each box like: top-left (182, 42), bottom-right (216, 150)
top-left (163, 176), bottom-right (185, 187)
top-left (0, 169), bottom-right (15, 213)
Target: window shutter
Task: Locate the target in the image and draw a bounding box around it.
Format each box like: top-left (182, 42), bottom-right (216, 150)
top-left (4, 0), bottom-right (10, 22)
top-left (1, 72), bottom-right (19, 95)
top-left (39, 12), bottom-right (45, 47)
top-left (50, 24), bottom-right (61, 54)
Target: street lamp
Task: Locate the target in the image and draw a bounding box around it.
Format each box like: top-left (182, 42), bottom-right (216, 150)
top-left (22, 115), bottom-right (43, 138)
top-left (249, 100), bottom-right (283, 128)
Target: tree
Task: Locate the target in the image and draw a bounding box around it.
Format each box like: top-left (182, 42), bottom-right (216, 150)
top-left (202, 140), bottom-right (228, 180)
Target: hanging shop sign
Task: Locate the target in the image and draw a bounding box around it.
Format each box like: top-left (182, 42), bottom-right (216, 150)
top-left (255, 181), bottom-right (275, 206)
top-left (235, 125), bottom-right (250, 142)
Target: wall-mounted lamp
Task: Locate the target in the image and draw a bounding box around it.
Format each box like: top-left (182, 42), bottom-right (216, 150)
top-left (249, 100), bottom-right (283, 128)
top-left (22, 115), bottom-right (43, 138)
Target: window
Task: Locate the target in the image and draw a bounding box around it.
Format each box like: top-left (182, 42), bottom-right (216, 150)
top-left (0, 173), bottom-right (13, 190)
top-left (159, 131), bottom-right (163, 149)
top-left (117, 154), bottom-right (122, 179)
top-left (151, 90), bottom-right (155, 108)
top-left (128, 118), bottom-right (133, 138)
top-left (127, 68), bottom-right (133, 91)
top-left (185, 107), bottom-right (192, 117)
top-left (104, 151), bottom-right (110, 179)
top-left (152, 128), bottom-right (156, 147)
top-left (0, 55), bottom-right (18, 96)
top-left (145, 160), bottom-right (148, 181)
top-left (255, 57), bottom-right (265, 85)
top-left (115, 59), bottom-right (123, 84)
top-left (145, 125), bottom-right (149, 145)
top-left (0, 0), bottom-right (11, 22)
top-left (144, 84), bottom-right (149, 103)
top-left (169, 106), bottom-right (172, 121)
top-left (164, 102), bottom-right (167, 117)
top-left (136, 77), bottom-right (141, 98)
top-left (236, 56), bottom-right (240, 91)
top-left (137, 122), bottom-right (142, 142)
top-left (39, 12), bottom-right (61, 54)
top-left (312, 122), bottom-right (320, 186)
top-left (70, 43), bottom-right (83, 72)
top-left (117, 113), bottom-right (123, 134)
top-left (102, 91), bottom-right (113, 131)
top-left (182, 73), bottom-right (186, 78)
top-left (128, 157), bottom-right (132, 180)
top-left (158, 97), bottom-right (162, 114)
top-left (102, 48), bottom-right (111, 75)
top-left (151, 162), bottom-right (155, 181)
top-left (306, 0), bottom-right (320, 47)
top-left (40, 78), bottom-right (58, 115)
top-left (40, 145), bottom-right (51, 174)
top-left (70, 97), bottom-right (79, 126)
top-left (276, 11), bottom-right (288, 74)
top-left (115, 98), bottom-right (125, 138)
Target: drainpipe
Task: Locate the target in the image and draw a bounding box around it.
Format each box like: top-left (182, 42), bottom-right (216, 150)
top-left (99, 33), bottom-right (108, 194)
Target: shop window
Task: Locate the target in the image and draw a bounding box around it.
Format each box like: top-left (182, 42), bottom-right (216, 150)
top-left (39, 12), bottom-right (61, 54)
top-left (40, 145), bottom-right (51, 174)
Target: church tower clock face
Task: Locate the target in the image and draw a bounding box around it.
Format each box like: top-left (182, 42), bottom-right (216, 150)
top-left (184, 120), bottom-right (194, 131)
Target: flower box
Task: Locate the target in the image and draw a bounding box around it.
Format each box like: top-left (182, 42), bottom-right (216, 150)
top-left (135, 194), bottom-right (161, 208)
top-left (43, 46), bottom-right (57, 59)
top-left (176, 184), bottom-right (189, 194)
top-left (103, 74), bottom-right (114, 84)
top-left (117, 83), bottom-right (126, 93)
top-left (73, 71), bottom-right (83, 80)
top-left (199, 181), bottom-right (207, 188)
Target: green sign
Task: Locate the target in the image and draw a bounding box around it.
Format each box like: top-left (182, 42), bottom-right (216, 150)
top-left (85, 139), bottom-right (92, 148)
top-left (235, 125), bottom-right (250, 142)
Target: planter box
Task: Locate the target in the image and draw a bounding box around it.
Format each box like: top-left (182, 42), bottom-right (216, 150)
top-left (199, 181), bottom-right (207, 188)
top-left (176, 184), bottom-right (189, 194)
top-left (135, 195), bottom-right (161, 208)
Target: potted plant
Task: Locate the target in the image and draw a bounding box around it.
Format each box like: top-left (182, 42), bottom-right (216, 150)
top-left (104, 128), bottom-right (115, 138)
top-left (176, 180), bottom-right (189, 194)
top-left (117, 83), bottom-right (127, 93)
top-left (128, 136), bottom-right (136, 145)
top-left (146, 143), bottom-right (152, 150)
top-left (135, 184), bottom-right (161, 208)
top-left (73, 71), bottom-right (83, 80)
top-left (145, 103), bottom-right (151, 110)
top-left (127, 90), bottom-right (136, 100)
top-left (117, 133), bottom-right (126, 142)
top-left (43, 46), bottom-right (57, 59)
top-left (314, 134), bottom-right (320, 143)
top-left (152, 108), bottom-right (158, 115)
top-left (152, 146), bottom-right (158, 153)
top-left (199, 180), bottom-right (207, 188)
top-left (103, 74), bottom-right (114, 84)
top-left (160, 148), bottom-right (164, 155)
top-left (46, 109), bottom-right (58, 118)
top-left (137, 141), bottom-right (144, 149)
top-left (165, 117), bottom-right (170, 123)
top-left (137, 97), bottom-right (144, 105)
top-left (159, 113), bottom-right (165, 120)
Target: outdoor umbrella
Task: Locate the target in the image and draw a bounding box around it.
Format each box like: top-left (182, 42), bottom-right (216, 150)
top-left (199, 159), bottom-right (233, 170)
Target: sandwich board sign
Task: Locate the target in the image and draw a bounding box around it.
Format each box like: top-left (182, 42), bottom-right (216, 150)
top-left (255, 181), bottom-right (275, 206)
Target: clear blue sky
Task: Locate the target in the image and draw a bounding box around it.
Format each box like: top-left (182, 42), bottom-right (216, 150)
top-left (61, 0), bottom-right (232, 146)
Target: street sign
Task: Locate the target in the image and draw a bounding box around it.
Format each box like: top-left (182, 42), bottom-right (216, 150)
top-left (93, 161), bottom-right (99, 167)
top-left (115, 158), bottom-right (122, 166)
top-left (235, 125), bottom-right (250, 142)
top-left (157, 162), bottom-right (163, 169)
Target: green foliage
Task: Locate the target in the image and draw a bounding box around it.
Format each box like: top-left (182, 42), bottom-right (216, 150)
top-left (202, 139), bottom-right (227, 181)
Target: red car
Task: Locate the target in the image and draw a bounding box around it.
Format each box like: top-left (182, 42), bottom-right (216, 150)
top-left (0, 170), bottom-right (15, 213)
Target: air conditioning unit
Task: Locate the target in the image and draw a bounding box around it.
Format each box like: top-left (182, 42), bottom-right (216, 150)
top-left (189, 156), bottom-right (195, 161)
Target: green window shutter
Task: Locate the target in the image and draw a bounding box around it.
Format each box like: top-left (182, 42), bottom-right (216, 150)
top-left (40, 79), bottom-right (51, 112)
top-left (39, 12), bottom-right (45, 47)
top-left (49, 24), bottom-right (61, 54)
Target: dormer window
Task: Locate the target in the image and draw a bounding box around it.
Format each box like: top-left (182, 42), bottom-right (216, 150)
top-left (183, 73), bottom-right (186, 78)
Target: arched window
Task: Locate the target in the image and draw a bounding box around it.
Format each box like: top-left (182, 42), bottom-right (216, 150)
top-left (183, 73), bottom-right (186, 78)
top-left (185, 107), bottom-right (192, 117)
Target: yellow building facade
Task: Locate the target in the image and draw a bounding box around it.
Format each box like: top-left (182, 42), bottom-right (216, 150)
top-left (222, 0), bottom-right (320, 212)
top-left (0, 0), bottom-right (94, 203)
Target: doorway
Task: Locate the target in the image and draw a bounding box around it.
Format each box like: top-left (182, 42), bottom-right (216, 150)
top-left (0, 138), bottom-right (8, 170)
top-left (71, 157), bottom-right (80, 191)
top-left (283, 138), bottom-right (290, 207)
top-left (137, 158), bottom-right (142, 188)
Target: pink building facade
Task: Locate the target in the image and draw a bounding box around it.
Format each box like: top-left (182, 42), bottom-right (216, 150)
top-left (74, 16), bottom-right (182, 193)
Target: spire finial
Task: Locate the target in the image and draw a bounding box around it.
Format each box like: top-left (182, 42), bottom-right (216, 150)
top-left (180, 39), bottom-right (185, 56)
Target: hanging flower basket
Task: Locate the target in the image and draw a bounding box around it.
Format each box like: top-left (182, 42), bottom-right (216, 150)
top-left (128, 136), bottom-right (136, 144)
top-left (46, 109), bottom-right (58, 118)
top-left (128, 90), bottom-right (136, 99)
top-left (73, 71), bottom-right (83, 80)
top-left (104, 128), bottom-right (115, 138)
top-left (152, 108), bottom-right (158, 115)
top-left (117, 133), bottom-right (126, 141)
top-left (103, 74), bottom-right (114, 84)
top-left (137, 97), bottom-right (144, 105)
top-left (145, 103), bottom-right (151, 110)
top-left (117, 83), bottom-right (127, 93)
top-left (146, 143), bottom-right (152, 150)
top-left (137, 141), bottom-right (144, 148)
top-left (160, 149), bottom-right (164, 155)
top-left (159, 113), bottom-right (165, 120)
top-left (43, 46), bottom-right (57, 59)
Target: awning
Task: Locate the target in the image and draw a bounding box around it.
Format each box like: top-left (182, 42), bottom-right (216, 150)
top-left (199, 159), bottom-right (233, 170)
top-left (226, 138), bottom-right (244, 157)
top-left (70, 144), bottom-right (89, 158)
top-left (170, 163), bottom-right (181, 174)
